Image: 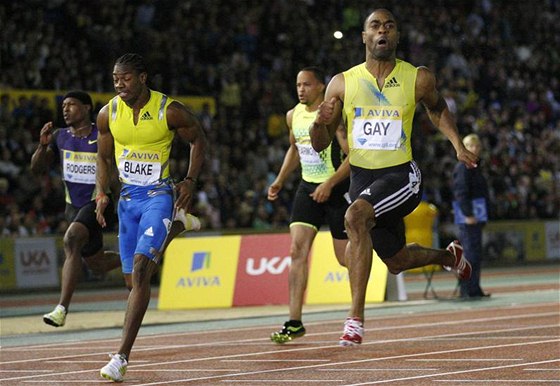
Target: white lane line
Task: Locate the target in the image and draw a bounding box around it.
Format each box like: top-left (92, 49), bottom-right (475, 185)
top-left (314, 312), bottom-right (559, 340)
top-left (131, 340), bottom-right (560, 386)
top-left (48, 360), bottom-right (150, 363)
top-left (8, 346), bottom-right (117, 352)
top-left (222, 359), bottom-right (330, 362)
top-left (1, 311), bottom-right (557, 365)
top-left (317, 368), bottom-right (439, 371)
top-left (23, 381), bottom-right (107, 383)
top-left (3, 301), bottom-right (557, 351)
top-left (128, 369), bottom-right (240, 372)
top-left (0, 325), bottom-right (557, 382)
top-left (76, 324), bottom-right (560, 372)
top-left (429, 336), bottom-right (560, 340)
top-left (221, 381), bottom-right (344, 383)
top-left (406, 359), bottom-right (524, 362)
top-left (345, 359), bottom-right (560, 385)
top-left (434, 380), bottom-right (559, 383)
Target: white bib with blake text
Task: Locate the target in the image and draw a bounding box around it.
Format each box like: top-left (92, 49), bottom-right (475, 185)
top-left (118, 149), bottom-right (162, 186)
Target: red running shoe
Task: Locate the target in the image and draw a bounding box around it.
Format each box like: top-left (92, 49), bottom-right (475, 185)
top-left (339, 317), bottom-right (364, 346)
top-left (443, 240), bottom-right (472, 280)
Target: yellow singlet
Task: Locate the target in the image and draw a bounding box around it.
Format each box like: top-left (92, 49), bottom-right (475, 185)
top-left (343, 60), bottom-right (418, 169)
top-left (108, 90), bottom-right (174, 187)
top-left (292, 103), bottom-right (339, 183)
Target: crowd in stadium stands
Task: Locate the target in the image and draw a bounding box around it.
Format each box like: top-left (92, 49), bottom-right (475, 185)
top-left (1, 0), bottom-right (558, 238)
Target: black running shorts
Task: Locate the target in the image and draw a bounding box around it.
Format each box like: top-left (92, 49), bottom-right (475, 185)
top-left (290, 179), bottom-right (350, 240)
top-left (64, 199), bottom-right (116, 258)
top-left (349, 161), bottom-right (423, 258)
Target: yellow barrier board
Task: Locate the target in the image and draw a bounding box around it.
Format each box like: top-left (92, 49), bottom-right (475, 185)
top-left (404, 201), bottom-right (441, 274)
top-left (0, 238), bottom-right (16, 289)
top-left (1, 89), bottom-right (215, 115)
top-left (305, 232), bottom-right (388, 304)
top-left (484, 221), bottom-right (549, 261)
top-left (158, 236), bottom-right (240, 310)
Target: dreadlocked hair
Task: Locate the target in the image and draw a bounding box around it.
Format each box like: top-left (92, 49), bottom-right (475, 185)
top-left (114, 53), bottom-right (147, 74)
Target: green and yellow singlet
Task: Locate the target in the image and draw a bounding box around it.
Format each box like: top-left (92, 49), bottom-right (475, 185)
top-left (108, 90), bottom-right (174, 187)
top-left (343, 60), bottom-right (418, 169)
top-left (292, 103), bottom-right (342, 183)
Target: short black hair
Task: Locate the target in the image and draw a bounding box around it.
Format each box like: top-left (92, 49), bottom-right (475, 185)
top-left (115, 53), bottom-right (148, 74)
top-left (300, 66), bottom-right (325, 84)
top-left (364, 8), bottom-right (398, 30)
top-left (63, 90), bottom-right (93, 107)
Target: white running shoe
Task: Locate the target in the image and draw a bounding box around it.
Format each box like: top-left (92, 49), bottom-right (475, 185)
top-left (43, 305), bottom-right (67, 327)
top-left (443, 240), bottom-right (472, 280)
top-left (339, 317), bottom-right (364, 346)
top-left (100, 353), bottom-right (127, 382)
top-left (175, 208), bottom-right (201, 232)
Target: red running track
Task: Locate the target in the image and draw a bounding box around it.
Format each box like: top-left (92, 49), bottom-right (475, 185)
top-left (1, 302), bottom-right (559, 385)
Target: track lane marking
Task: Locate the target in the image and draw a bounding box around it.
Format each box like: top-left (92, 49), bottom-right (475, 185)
top-left (130, 341), bottom-right (560, 385)
top-left (1, 311), bottom-right (557, 364)
top-left (0, 323), bottom-right (557, 382)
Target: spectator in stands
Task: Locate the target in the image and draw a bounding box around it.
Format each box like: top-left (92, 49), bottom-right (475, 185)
top-left (0, 0), bottom-right (557, 235)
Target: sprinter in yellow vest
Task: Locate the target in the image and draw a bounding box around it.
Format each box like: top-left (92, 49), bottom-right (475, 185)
top-left (95, 53), bottom-right (207, 382)
top-left (268, 67), bottom-right (350, 344)
top-left (309, 8), bottom-right (479, 346)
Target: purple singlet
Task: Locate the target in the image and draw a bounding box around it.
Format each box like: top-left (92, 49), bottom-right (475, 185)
top-left (50, 125), bottom-right (99, 208)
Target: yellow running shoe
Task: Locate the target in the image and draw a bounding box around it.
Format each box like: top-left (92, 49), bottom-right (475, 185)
top-left (100, 353), bottom-right (127, 382)
top-left (175, 208), bottom-right (201, 232)
top-left (43, 305), bottom-right (67, 327)
top-left (270, 321), bottom-right (306, 344)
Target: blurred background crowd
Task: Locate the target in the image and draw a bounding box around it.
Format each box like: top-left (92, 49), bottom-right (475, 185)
top-left (0, 0), bottom-right (558, 238)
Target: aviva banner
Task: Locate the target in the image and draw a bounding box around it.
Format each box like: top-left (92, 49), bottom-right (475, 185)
top-left (158, 232), bottom-right (389, 310)
top-left (158, 236), bottom-right (241, 309)
top-left (306, 232), bottom-right (388, 304)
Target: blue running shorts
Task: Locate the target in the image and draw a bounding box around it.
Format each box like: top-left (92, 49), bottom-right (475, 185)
top-left (117, 189), bottom-right (173, 274)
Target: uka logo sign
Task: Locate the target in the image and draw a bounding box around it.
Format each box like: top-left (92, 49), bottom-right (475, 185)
top-left (14, 238), bottom-right (58, 288)
top-left (245, 256), bottom-right (291, 276)
top-left (20, 250), bottom-right (51, 273)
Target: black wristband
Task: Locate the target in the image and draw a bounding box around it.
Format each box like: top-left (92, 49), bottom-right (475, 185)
top-left (184, 176), bottom-right (197, 183)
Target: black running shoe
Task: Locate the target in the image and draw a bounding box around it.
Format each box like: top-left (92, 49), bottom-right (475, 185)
top-left (270, 321), bottom-right (306, 344)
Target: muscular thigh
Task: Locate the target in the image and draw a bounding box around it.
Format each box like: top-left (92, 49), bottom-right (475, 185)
top-left (66, 201), bottom-right (114, 258)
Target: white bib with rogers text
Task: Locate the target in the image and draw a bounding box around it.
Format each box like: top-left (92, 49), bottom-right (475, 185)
top-left (62, 151), bottom-right (97, 184)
